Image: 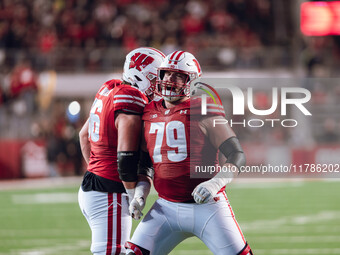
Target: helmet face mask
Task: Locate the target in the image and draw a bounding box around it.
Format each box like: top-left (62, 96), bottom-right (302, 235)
top-left (155, 51), bottom-right (202, 102)
top-left (156, 68), bottom-right (191, 102)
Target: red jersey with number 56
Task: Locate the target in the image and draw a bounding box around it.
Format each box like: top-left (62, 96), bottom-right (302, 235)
top-left (143, 97), bottom-right (225, 202)
top-left (87, 79), bottom-right (148, 182)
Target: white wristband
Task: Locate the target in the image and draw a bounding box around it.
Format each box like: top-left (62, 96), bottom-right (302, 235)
top-left (210, 167), bottom-right (234, 188)
top-left (134, 181), bottom-right (151, 200)
top-left (126, 188), bottom-right (135, 202)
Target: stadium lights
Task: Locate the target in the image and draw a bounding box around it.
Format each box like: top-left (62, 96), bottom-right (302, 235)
top-left (68, 101), bottom-right (81, 116)
top-left (67, 101), bottom-right (81, 123)
top-left (301, 1), bottom-right (340, 36)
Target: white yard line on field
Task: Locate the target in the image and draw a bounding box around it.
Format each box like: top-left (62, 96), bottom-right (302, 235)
top-left (172, 250), bottom-right (213, 255)
top-left (11, 193), bottom-right (77, 204)
top-left (254, 248), bottom-right (340, 254)
top-left (250, 235), bottom-right (340, 243)
top-left (242, 210), bottom-right (340, 231)
top-left (243, 225), bottom-right (340, 234)
top-left (0, 229), bottom-right (85, 236)
top-left (9, 240), bottom-right (89, 255)
top-left (0, 176), bottom-right (82, 191)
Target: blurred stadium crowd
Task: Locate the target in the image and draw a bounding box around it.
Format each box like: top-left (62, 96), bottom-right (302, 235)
top-left (0, 0), bottom-right (302, 72)
top-left (0, 0), bottom-right (339, 177)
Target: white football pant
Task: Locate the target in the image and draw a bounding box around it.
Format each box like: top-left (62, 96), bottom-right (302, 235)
top-left (129, 191), bottom-right (247, 255)
top-left (78, 188), bottom-right (131, 255)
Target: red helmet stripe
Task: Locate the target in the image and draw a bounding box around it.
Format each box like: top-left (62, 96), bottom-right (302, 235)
top-left (147, 47), bottom-right (166, 58)
top-left (170, 51), bottom-right (178, 60)
top-left (193, 58), bottom-right (201, 74)
top-left (169, 51), bottom-right (179, 64)
top-left (175, 51), bottom-right (185, 62)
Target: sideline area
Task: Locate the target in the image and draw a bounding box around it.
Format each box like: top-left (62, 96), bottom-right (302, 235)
top-left (1, 176), bottom-right (337, 191)
top-left (0, 176), bottom-right (82, 191)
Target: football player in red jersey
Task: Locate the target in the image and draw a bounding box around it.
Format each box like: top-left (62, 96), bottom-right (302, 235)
top-left (78, 47), bottom-right (165, 255)
top-left (125, 51), bottom-right (253, 255)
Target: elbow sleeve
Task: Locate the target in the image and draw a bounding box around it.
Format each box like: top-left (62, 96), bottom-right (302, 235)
top-left (117, 151), bottom-right (139, 182)
top-left (219, 137), bottom-right (246, 172)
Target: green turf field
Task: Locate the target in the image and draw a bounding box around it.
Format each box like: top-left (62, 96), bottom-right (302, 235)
top-left (0, 179), bottom-right (339, 255)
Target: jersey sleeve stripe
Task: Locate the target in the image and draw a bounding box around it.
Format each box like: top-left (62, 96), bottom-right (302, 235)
top-left (206, 104), bottom-right (224, 109)
top-left (114, 99), bottom-right (145, 107)
top-left (120, 109), bottom-right (143, 114)
top-left (206, 109), bottom-right (225, 114)
top-left (114, 95), bottom-right (147, 104)
top-left (206, 106), bottom-right (225, 111)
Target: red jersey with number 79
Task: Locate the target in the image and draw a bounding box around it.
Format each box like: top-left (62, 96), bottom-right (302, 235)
top-left (87, 79), bottom-right (148, 182)
top-left (142, 97), bottom-right (225, 202)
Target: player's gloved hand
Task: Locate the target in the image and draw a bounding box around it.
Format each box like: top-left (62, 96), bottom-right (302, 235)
top-left (129, 181), bottom-right (151, 220)
top-left (192, 179), bottom-right (221, 204)
top-left (129, 197), bottom-right (145, 220)
top-left (192, 165), bottom-right (234, 204)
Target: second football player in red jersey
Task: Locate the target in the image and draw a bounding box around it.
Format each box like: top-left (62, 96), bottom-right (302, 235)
top-left (126, 51), bottom-right (253, 255)
top-left (78, 47), bottom-right (165, 255)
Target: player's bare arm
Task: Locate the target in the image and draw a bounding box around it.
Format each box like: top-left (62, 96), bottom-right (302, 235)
top-left (199, 115), bottom-right (236, 148)
top-left (116, 112), bottom-right (142, 201)
top-left (192, 115), bottom-right (246, 203)
top-left (138, 125), bottom-right (153, 186)
top-left (79, 118), bottom-right (90, 165)
top-left (138, 124), bottom-right (153, 188)
top-left (200, 115), bottom-right (246, 172)
top-left (115, 113), bottom-right (141, 151)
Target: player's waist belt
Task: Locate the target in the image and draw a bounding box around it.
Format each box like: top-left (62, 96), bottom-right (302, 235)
top-left (81, 171), bottom-right (126, 193)
top-left (181, 198), bottom-right (196, 203)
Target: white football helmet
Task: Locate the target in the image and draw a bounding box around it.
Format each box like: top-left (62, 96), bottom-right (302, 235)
top-left (156, 51), bottom-right (202, 102)
top-left (123, 47), bottom-right (165, 97)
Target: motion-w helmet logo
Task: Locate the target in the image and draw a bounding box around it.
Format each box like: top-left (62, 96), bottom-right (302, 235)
top-left (129, 53), bottom-right (155, 71)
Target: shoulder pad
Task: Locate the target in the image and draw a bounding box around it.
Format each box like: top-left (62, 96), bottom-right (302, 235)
top-left (113, 85), bottom-right (148, 114)
top-left (104, 79), bottom-right (122, 89)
